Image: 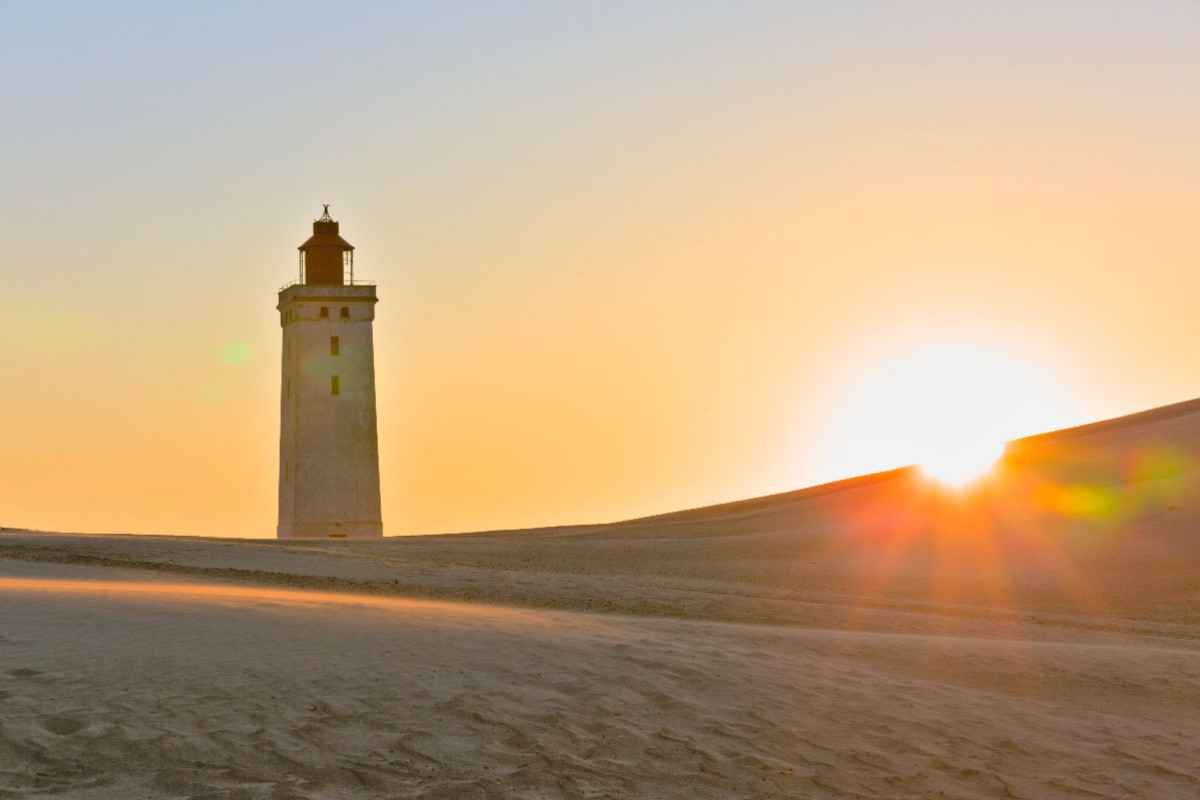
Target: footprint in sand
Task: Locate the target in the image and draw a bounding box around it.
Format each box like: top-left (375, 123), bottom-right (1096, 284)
top-left (41, 716), bottom-right (87, 736)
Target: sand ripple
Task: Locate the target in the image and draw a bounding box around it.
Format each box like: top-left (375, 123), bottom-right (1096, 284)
top-left (1, 564), bottom-right (1198, 799)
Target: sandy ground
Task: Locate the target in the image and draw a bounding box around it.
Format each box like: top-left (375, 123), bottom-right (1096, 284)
top-left (2, 398), bottom-right (1200, 797)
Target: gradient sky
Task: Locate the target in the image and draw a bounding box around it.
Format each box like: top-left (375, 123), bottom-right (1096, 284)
top-left (2, 1), bottom-right (1199, 537)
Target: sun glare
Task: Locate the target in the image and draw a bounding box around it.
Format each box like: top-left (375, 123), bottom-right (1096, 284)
top-left (918, 438), bottom-right (1006, 488)
top-left (823, 339), bottom-right (1073, 489)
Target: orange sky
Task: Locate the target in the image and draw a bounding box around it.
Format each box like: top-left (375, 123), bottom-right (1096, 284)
top-left (2, 3), bottom-right (1199, 536)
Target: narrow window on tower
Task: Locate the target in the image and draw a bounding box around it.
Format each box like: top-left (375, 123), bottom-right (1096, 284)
top-left (331, 375), bottom-right (340, 395)
top-left (286, 378), bottom-right (290, 398)
top-left (330, 336), bottom-right (339, 356)
top-left (287, 339), bottom-right (291, 359)
top-left (320, 307), bottom-right (329, 319)
top-left (340, 306), bottom-right (350, 319)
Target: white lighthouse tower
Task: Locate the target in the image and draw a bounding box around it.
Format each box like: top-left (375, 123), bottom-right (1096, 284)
top-left (276, 206), bottom-right (383, 538)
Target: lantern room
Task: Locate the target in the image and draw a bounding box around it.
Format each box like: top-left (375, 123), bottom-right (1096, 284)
top-left (298, 204), bottom-right (355, 285)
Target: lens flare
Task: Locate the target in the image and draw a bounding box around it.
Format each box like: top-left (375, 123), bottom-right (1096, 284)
top-left (219, 342), bottom-right (251, 366)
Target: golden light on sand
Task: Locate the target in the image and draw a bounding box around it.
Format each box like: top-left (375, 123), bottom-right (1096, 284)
top-left (827, 339), bottom-right (1072, 488)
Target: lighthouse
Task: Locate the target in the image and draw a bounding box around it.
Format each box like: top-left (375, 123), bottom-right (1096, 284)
top-left (276, 206), bottom-right (383, 538)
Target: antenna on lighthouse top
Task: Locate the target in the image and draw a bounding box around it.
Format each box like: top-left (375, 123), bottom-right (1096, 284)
top-left (318, 204), bottom-right (334, 222)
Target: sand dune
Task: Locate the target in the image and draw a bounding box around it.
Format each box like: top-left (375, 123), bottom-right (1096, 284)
top-left (3, 562), bottom-right (1197, 799)
top-left (3, 398), bottom-right (1200, 797)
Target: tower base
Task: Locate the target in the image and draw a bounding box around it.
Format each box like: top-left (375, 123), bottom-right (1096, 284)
top-left (277, 521), bottom-right (383, 539)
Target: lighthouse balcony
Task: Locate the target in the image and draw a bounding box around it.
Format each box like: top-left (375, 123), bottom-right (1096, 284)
top-left (278, 277), bottom-right (375, 292)
top-left (277, 281), bottom-right (377, 304)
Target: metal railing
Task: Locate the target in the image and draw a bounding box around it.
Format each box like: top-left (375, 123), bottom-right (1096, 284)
top-left (278, 278), bottom-right (376, 292)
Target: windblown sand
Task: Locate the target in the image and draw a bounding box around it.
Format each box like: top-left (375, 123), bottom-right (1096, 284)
top-left (3, 400), bottom-right (1200, 798)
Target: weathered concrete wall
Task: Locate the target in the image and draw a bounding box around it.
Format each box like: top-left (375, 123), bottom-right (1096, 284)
top-left (276, 284), bottom-right (383, 538)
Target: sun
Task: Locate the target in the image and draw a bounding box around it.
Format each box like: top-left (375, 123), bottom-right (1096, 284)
top-left (918, 437), bottom-right (1006, 488)
top-left (822, 339), bottom-right (1073, 488)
